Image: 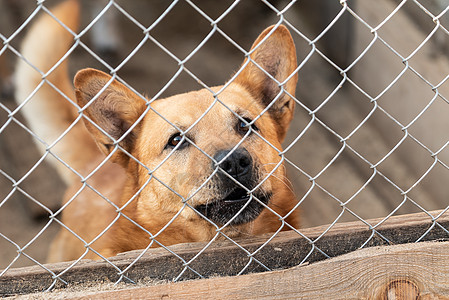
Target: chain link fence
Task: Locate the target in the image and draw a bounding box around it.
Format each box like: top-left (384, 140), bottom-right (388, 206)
top-left (1, 0), bottom-right (449, 294)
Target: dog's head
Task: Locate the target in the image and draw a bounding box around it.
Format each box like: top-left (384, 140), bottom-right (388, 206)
top-left (74, 25), bottom-right (297, 232)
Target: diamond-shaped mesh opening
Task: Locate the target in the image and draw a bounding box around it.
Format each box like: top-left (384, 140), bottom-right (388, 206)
top-left (347, 108), bottom-right (404, 163)
top-left (350, 38), bottom-right (408, 98)
top-left (408, 96), bottom-right (449, 153)
top-left (376, 69), bottom-right (437, 125)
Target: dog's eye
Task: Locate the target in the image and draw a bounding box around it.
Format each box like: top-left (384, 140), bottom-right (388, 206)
top-left (166, 133), bottom-right (185, 149)
top-left (238, 118), bottom-right (258, 134)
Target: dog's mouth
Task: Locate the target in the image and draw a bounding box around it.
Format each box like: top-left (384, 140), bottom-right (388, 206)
top-left (223, 188), bottom-right (251, 204)
top-left (194, 187), bottom-right (271, 226)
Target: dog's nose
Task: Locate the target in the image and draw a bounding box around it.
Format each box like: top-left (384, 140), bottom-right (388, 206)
top-left (214, 148), bottom-right (253, 179)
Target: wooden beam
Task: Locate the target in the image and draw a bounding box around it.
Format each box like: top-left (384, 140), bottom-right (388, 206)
top-left (2, 209), bottom-right (449, 296)
top-left (69, 241), bottom-right (449, 299)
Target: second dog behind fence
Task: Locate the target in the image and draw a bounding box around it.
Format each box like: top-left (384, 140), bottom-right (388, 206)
top-left (15, 0), bottom-right (300, 262)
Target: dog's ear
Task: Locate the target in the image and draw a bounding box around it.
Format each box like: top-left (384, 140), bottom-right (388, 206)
top-left (74, 68), bottom-right (147, 166)
top-left (234, 25), bottom-right (298, 142)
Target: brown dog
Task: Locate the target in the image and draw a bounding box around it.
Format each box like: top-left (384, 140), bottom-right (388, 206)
top-left (15, 0), bottom-right (300, 262)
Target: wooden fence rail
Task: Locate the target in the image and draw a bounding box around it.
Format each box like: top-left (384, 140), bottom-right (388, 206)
top-left (2, 209), bottom-right (449, 297)
top-left (72, 240), bottom-right (449, 300)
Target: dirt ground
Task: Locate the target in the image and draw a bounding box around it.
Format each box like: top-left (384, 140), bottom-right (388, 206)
top-left (0, 0), bottom-right (448, 285)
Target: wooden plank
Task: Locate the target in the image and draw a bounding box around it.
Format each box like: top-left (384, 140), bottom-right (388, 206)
top-left (68, 241), bottom-right (449, 300)
top-left (2, 209), bottom-right (449, 296)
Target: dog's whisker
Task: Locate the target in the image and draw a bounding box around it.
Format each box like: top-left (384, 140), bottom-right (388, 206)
top-left (268, 173), bottom-right (295, 195)
top-left (261, 162), bottom-right (288, 175)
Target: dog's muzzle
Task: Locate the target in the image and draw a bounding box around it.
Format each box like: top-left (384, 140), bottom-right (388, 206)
top-left (194, 148), bottom-right (271, 226)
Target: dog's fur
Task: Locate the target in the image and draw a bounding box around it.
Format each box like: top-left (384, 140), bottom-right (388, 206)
top-left (16, 0), bottom-right (300, 262)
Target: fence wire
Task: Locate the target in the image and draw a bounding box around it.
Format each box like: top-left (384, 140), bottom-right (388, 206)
top-left (1, 0), bottom-right (449, 294)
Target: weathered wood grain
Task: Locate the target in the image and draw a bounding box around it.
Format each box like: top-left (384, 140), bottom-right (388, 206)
top-left (2, 209), bottom-right (449, 296)
top-left (68, 241), bottom-right (449, 300)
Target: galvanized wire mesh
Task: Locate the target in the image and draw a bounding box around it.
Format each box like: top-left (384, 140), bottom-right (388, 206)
top-left (1, 0), bottom-right (449, 293)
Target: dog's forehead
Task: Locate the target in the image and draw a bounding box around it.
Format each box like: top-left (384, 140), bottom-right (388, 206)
top-left (148, 84), bottom-right (263, 125)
